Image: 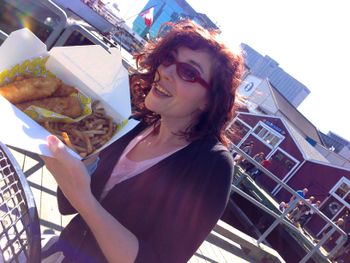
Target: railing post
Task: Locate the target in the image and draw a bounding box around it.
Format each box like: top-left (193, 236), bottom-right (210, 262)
top-left (257, 198), bottom-right (299, 244)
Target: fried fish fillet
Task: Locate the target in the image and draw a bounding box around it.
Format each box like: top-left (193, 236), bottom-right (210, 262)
top-left (0, 77), bottom-right (61, 104)
top-left (51, 83), bottom-right (78, 97)
top-left (15, 96), bottom-right (83, 118)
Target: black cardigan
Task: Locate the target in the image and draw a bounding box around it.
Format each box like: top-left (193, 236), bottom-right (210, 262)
top-left (56, 123), bottom-right (234, 263)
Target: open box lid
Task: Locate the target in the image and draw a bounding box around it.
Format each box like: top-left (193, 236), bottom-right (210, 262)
top-left (0, 28), bottom-right (48, 70)
top-left (0, 28), bottom-right (138, 158)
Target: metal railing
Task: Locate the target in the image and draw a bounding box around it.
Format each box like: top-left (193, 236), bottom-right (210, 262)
top-left (0, 142), bottom-right (41, 262)
top-left (231, 145), bottom-right (348, 263)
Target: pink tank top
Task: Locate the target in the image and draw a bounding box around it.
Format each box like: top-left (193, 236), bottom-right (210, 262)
top-left (101, 126), bottom-right (187, 198)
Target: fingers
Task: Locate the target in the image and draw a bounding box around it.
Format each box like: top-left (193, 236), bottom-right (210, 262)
top-left (47, 134), bottom-right (73, 162)
top-left (47, 134), bottom-right (64, 152)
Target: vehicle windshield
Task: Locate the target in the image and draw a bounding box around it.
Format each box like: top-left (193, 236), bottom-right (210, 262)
top-left (0, 0), bottom-right (61, 43)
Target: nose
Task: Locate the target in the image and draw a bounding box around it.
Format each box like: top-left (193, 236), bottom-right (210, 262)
top-left (158, 63), bottom-right (176, 83)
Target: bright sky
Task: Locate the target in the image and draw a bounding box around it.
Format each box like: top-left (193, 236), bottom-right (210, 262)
top-left (117, 0), bottom-right (350, 141)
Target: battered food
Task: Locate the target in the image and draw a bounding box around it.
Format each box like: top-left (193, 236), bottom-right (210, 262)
top-left (15, 96), bottom-right (83, 118)
top-left (52, 83), bottom-right (78, 97)
top-left (0, 76), bottom-right (61, 104)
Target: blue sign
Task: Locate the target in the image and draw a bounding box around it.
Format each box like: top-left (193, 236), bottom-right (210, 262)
top-left (263, 120), bottom-right (285, 135)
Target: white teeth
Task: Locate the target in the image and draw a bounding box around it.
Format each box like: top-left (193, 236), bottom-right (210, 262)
top-left (155, 84), bottom-right (171, 96)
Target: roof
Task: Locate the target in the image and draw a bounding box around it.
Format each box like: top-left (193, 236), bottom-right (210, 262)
top-left (281, 118), bottom-right (329, 163)
top-left (266, 80), bottom-right (322, 144)
top-left (318, 131), bottom-right (345, 152)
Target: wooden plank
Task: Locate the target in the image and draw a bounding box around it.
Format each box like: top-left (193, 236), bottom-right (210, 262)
top-left (61, 214), bottom-right (75, 229)
top-left (38, 166), bottom-right (63, 235)
top-left (195, 246), bottom-right (210, 262)
top-left (9, 149), bottom-right (25, 170)
top-left (26, 166), bottom-right (43, 216)
top-left (10, 149), bottom-right (44, 217)
top-left (202, 238), bottom-right (228, 263)
top-left (210, 232), bottom-right (250, 263)
top-left (199, 240), bottom-right (221, 262)
top-left (188, 252), bottom-right (202, 263)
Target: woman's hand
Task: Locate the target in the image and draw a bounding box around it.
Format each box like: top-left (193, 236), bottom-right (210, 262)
top-left (41, 135), bottom-right (92, 211)
top-left (42, 135), bottom-right (139, 262)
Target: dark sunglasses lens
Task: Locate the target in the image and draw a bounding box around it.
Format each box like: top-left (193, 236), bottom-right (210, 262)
top-left (178, 63), bottom-right (199, 82)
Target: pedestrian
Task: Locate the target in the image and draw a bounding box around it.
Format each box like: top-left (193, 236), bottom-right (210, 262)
top-left (290, 187), bottom-right (308, 203)
top-left (251, 156), bottom-right (271, 181)
top-left (247, 152), bottom-right (265, 175)
top-left (300, 200), bottom-right (321, 228)
top-left (322, 218), bottom-right (345, 240)
top-left (40, 19), bottom-right (244, 263)
top-left (241, 141), bottom-right (254, 156)
top-left (279, 201), bottom-right (289, 213)
top-left (297, 188), bottom-right (308, 199)
top-left (239, 142), bottom-right (255, 170)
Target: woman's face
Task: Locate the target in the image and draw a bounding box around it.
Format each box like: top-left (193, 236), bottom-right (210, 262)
top-left (145, 46), bottom-right (212, 126)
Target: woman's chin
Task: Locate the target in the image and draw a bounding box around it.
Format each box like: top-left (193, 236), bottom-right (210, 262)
top-left (144, 96), bottom-right (159, 113)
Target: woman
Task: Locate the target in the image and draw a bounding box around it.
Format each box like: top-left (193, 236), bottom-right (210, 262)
top-left (42, 19), bottom-right (243, 263)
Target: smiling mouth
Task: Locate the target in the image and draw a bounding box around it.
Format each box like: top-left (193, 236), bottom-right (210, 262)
top-left (154, 83), bottom-right (172, 97)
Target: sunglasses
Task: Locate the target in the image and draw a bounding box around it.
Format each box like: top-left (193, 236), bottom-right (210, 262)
top-left (160, 53), bottom-right (210, 90)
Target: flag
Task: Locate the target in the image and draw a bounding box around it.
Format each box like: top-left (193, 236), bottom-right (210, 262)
top-left (140, 6), bottom-right (155, 28)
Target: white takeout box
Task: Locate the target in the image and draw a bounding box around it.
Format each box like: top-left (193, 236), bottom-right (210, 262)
top-left (0, 28), bottom-right (139, 159)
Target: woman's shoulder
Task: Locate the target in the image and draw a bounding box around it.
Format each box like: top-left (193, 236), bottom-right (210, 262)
top-left (192, 136), bottom-right (232, 159)
top-left (187, 137), bottom-right (234, 177)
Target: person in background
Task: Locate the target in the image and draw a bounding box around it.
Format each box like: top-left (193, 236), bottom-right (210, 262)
top-left (321, 218), bottom-right (345, 240)
top-left (300, 200), bottom-right (321, 228)
top-left (250, 155), bottom-right (271, 181)
top-left (41, 19), bottom-right (244, 263)
top-left (238, 141), bottom-right (254, 170)
top-left (279, 201), bottom-right (289, 213)
top-left (297, 188), bottom-right (309, 199)
top-left (341, 211), bottom-right (349, 231)
top-left (246, 152), bottom-right (265, 175)
top-left (261, 157), bottom-right (271, 169)
top-left (241, 141), bottom-right (254, 156)
top-left (288, 196), bottom-right (315, 226)
top-left (289, 187), bottom-right (309, 204)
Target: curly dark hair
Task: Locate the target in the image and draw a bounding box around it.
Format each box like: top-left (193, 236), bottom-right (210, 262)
top-left (130, 19), bottom-right (244, 146)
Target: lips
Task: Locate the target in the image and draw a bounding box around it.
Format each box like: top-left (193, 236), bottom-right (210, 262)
top-left (153, 83), bottom-right (172, 97)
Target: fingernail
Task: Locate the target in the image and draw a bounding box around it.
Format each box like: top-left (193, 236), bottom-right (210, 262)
top-left (47, 135), bottom-right (59, 151)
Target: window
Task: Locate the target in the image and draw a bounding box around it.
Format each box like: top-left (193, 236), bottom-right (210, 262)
top-left (226, 119), bottom-right (250, 143)
top-left (253, 124), bottom-right (282, 147)
top-left (333, 179), bottom-right (350, 207)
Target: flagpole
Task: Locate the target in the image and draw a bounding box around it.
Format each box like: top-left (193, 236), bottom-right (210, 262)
top-left (124, 13), bottom-right (140, 21)
top-left (124, 5), bottom-right (156, 22)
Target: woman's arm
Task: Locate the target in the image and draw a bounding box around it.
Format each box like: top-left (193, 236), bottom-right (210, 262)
top-left (56, 154), bottom-right (100, 215)
top-left (42, 135), bottom-right (139, 263)
top-left (76, 191), bottom-right (139, 263)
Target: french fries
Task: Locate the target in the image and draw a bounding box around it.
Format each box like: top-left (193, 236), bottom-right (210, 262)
top-left (40, 101), bottom-right (117, 158)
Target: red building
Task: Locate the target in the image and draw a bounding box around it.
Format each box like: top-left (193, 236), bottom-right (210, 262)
top-left (228, 112), bottom-right (350, 238)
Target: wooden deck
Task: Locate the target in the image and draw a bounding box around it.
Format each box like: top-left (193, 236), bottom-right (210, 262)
top-left (9, 148), bottom-right (269, 263)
